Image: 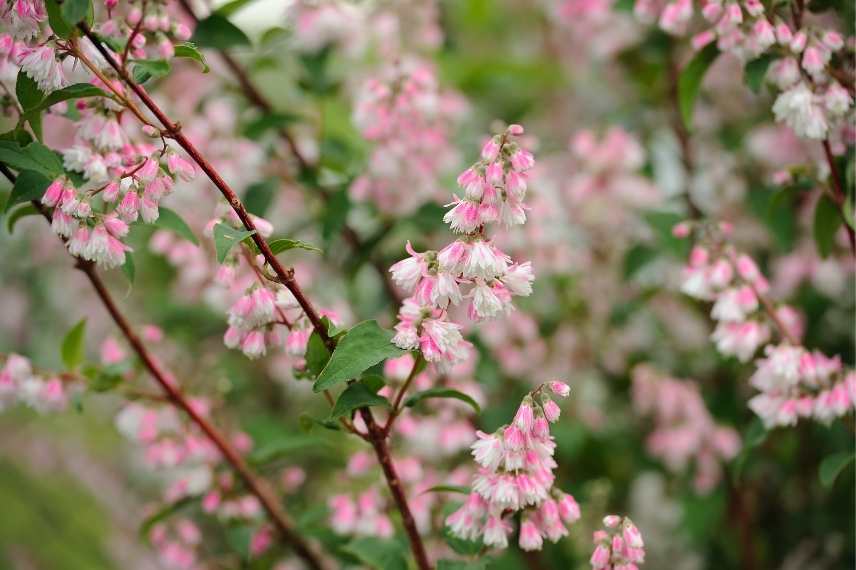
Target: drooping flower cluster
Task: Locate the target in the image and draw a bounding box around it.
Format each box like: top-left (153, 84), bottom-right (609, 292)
top-left (632, 365), bottom-right (741, 492)
top-left (390, 124), bottom-right (537, 370)
top-left (95, 0), bottom-right (192, 60)
top-left (446, 382), bottom-right (581, 551)
top-left (327, 354), bottom-right (479, 541)
top-left (748, 345), bottom-right (856, 428)
top-left (631, 0), bottom-right (852, 141)
top-left (350, 59), bottom-right (466, 214)
top-left (677, 223), bottom-right (855, 428)
top-left (0, 353), bottom-right (70, 413)
top-left (590, 515), bottom-right (646, 570)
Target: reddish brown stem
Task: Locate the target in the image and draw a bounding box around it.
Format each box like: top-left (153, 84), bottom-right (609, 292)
top-left (78, 24), bottom-right (334, 351)
top-left (0, 165), bottom-right (325, 570)
top-left (172, 0), bottom-right (403, 305)
top-left (360, 408), bottom-right (432, 570)
top-left (820, 140), bottom-right (855, 255)
top-left (73, 26), bottom-right (425, 567)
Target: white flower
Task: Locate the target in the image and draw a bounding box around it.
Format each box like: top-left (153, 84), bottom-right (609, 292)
top-left (471, 281), bottom-right (505, 320)
top-left (824, 82), bottom-right (852, 116)
top-left (462, 240), bottom-right (509, 280)
top-left (772, 82), bottom-right (828, 139)
top-left (389, 249), bottom-right (425, 292)
top-left (502, 262), bottom-right (535, 296)
top-left (17, 45), bottom-right (65, 92)
top-left (431, 271), bottom-right (462, 307)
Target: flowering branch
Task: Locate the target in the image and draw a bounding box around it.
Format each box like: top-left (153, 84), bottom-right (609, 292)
top-left (173, 0), bottom-right (403, 305)
top-left (0, 165), bottom-right (326, 570)
top-left (70, 22), bottom-right (432, 567)
top-left (76, 23), bottom-right (335, 350)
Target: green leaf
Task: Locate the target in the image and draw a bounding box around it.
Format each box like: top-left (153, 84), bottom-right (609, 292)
top-left (819, 452), bottom-right (854, 488)
top-left (622, 243), bottom-right (658, 278)
top-left (243, 112), bottom-right (299, 140)
top-left (743, 54), bottom-right (774, 94)
top-left (61, 319), bottom-right (87, 370)
top-left (329, 382), bottom-right (390, 420)
top-left (437, 560), bottom-right (489, 570)
top-left (152, 206), bottom-right (199, 245)
top-left (4, 203), bottom-right (40, 233)
top-left (139, 497), bottom-right (197, 538)
top-left (27, 83), bottom-right (108, 116)
top-left (298, 412), bottom-right (341, 432)
top-left (191, 13), bottom-right (251, 49)
top-left (213, 223), bottom-right (256, 263)
top-left (644, 210), bottom-right (691, 258)
top-left (243, 178), bottom-right (277, 216)
top-left (121, 253), bottom-right (135, 284)
top-left (305, 331), bottom-right (331, 377)
top-left (45, 0), bottom-right (74, 38)
top-left (215, 0), bottom-right (257, 16)
top-left (442, 526), bottom-right (483, 556)
top-left (342, 537), bottom-right (408, 570)
top-left (60, 0), bottom-right (90, 25)
top-left (813, 195), bottom-right (842, 258)
top-left (0, 141), bottom-right (64, 177)
top-left (87, 370), bottom-right (122, 392)
top-left (421, 485), bottom-right (470, 495)
top-left (405, 388), bottom-right (481, 414)
top-left (313, 320), bottom-right (405, 392)
top-left (131, 59), bottom-right (171, 84)
top-left (248, 434), bottom-right (330, 464)
top-left (15, 70), bottom-right (44, 111)
top-left (5, 170), bottom-right (50, 212)
top-left (678, 44), bottom-right (720, 129)
top-left (173, 42), bottom-right (209, 72)
top-left (268, 238), bottom-right (321, 255)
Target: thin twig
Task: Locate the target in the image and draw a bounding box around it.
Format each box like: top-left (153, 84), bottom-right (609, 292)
top-left (0, 165), bottom-right (326, 570)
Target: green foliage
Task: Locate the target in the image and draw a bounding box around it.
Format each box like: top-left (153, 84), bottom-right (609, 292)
top-left (243, 113), bottom-right (299, 140)
top-left (313, 320), bottom-right (405, 392)
top-left (4, 202), bottom-right (39, 233)
top-left (341, 537), bottom-right (409, 570)
top-left (743, 54), bottom-right (774, 94)
top-left (329, 381), bottom-right (390, 419)
top-left (131, 59), bottom-right (171, 84)
top-left (173, 42), bottom-right (209, 72)
top-left (819, 452), bottom-right (854, 487)
top-left (139, 497), bottom-right (197, 539)
top-left (5, 170), bottom-right (50, 212)
top-left (305, 331), bottom-right (332, 377)
top-left (191, 13), bottom-right (251, 49)
top-left (644, 210), bottom-right (691, 258)
top-left (0, 140), bottom-right (64, 178)
top-left (61, 319), bottom-right (87, 370)
top-left (60, 0), bottom-right (92, 25)
top-left (813, 194), bottom-right (842, 258)
top-left (45, 0), bottom-right (74, 38)
top-left (268, 238), bottom-right (321, 255)
top-left (404, 388), bottom-right (481, 414)
top-left (678, 44), bottom-right (720, 129)
top-left (213, 223), bottom-right (256, 263)
top-left (152, 206), bottom-right (199, 245)
top-left (243, 178), bottom-right (278, 215)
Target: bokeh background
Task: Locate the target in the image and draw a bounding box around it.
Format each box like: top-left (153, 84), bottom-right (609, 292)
top-left (0, 0), bottom-right (854, 568)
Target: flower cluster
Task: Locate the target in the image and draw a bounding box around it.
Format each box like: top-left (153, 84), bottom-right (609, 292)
top-left (748, 344), bottom-right (856, 428)
top-left (350, 59), bottom-right (466, 214)
top-left (632, 0), bottom-right (852, 141)
top-left (96, 0), bottom-right (192, 61)
top-left (632, 365), bottom-right (741, 492)
top-left (678, 224), bottom-right (854, 428)
top-left (590, 515), bottom-right (646, 570)
top-left (0, 353), bottom-right (69, 413)
top-left (390, 124), bottom-right (536, 370)
top-left (680, 241), bottom-right (775, 362)
top-left (446, 382), bottom-right (581, 551)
